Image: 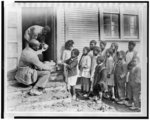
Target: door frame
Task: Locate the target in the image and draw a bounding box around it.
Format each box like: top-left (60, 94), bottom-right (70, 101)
top-left (21, 7), bottom-right (57, 62)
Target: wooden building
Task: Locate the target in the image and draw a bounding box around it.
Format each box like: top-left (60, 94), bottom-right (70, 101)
top-left (5, 3), bottom-right (147, 75)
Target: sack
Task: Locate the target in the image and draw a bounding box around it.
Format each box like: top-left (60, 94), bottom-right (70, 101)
top-left (15, 67), bottom-right (37, 85)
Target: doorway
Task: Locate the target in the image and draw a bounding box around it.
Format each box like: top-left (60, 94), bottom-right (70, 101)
top-left (22, 7), bottom-right (57, 61)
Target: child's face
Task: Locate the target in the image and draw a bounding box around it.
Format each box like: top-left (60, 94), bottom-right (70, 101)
top-left (71, 51), bottom-right (76, 58)
top-left (128, 44), bottom-right (134, 51)
top-left (93, 50), bottom-right (99, 56)
top-left (131, 59), bottom-right (138, 67)
top-left (69, 45), bottom-right (74, 50)
top-left (90, 43), bottom-right (96, 50)
top-left (100, 43), bottom-right (105, 50)
top-left (111, 44), bottom-right (115, 51)
top-left (118, 53), bottom-right (123, 60)
top-left (97, 58), bottom-right (102, 64)
top-left (106, 51), bottom-right (110, 57)
top-left (83, 48), bottom-right (88, 55)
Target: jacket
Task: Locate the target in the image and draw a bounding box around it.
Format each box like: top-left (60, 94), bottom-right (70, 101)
top-left (128, 65), bottom-right (141, 84)
top-left (93, 63), bottom-right (107, 87)
top-left (65, 57), bottom-right (78, 77)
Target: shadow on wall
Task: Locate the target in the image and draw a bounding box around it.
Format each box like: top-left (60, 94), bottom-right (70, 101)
top-left (7, 69), bottom-right (17, 81)
top-left (60, 45), bottom-right (65, 62)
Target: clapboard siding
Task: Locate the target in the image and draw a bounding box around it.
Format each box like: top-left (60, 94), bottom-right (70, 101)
top-left (6, 7), bottom-right (22, 71)
top-left (65, 7), bottom-right (99, 58)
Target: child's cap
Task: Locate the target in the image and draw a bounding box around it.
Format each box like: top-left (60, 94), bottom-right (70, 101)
top-left (90, 40), bottom-right (97, 45)
top-left (129, 41), bottom-right (136, 46)
top-left (100, 41), bottom-right (107, 46)
top-left (83, 47), bottom-right (90, 52)
top-left (72, 48), bottom-right (80, 56)
top-left (97, 55), bottom-right (105, 62)
top-left (93, 46), bottom-right (101, 52)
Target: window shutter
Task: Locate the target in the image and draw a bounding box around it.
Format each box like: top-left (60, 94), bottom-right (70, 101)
top-left (65, 7), bottom-right (99, 58)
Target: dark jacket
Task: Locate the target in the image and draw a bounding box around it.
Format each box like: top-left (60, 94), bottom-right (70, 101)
top-left (65, 57), bottom-right (78, 77)
top-left (93, 63), bottom-right (107, 87)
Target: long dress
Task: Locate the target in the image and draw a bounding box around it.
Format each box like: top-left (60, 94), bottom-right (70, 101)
top-left (106, 56), bottom-right (114, 86)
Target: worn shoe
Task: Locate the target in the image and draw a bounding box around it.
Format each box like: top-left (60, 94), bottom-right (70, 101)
top-left (97, 99), bottom-right (102, 104)
top-left (117, 100), bottom-right (125, 105)
top-left (72, 95), bottom-right (76, 100)
top-left (124, 101), bottom-right (132, 107)
top-left (129, 106), bottom-right (139, 110)
top-left (83, 94), bottom-right (88, 97)
top-left (29, 89), bottom-right (43, 96)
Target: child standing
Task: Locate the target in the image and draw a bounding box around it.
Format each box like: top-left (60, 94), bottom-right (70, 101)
top-left (62, 40), bottom-right (74, 85)
top-left (92, 56), bottom-right (107, 103)
top-left (114, 51), bottom-right (127, 104)
top-left (110, 42), bottom-right (119, 99)
top-left (126, 41), bottom-right (138, 100)
top-left (64, 48), bottom-right (80, 100)
top-left (79, 47), bottom-right (91, 97)
top-left (105, 48), bottom-right (115, 100)
top-left (90, 46), bottom-right (101, 92)
top-left (125, 57), bottom-right (141, 110)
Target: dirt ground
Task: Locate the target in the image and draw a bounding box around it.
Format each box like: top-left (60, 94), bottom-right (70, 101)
top-left (7, 80), bottom-right (139, 112)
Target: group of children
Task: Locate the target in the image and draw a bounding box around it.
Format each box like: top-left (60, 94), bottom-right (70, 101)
top-left (61, 39), bottom-right (141, 111)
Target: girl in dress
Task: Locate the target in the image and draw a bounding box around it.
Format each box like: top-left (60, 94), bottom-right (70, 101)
top-left (79, 47), bottom-right (91, 97)
top-left (62, 40), bottom-right (74, 88)
top-left (105, 48), bottom-right (115, 100)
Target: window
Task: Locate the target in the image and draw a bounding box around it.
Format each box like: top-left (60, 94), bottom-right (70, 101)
top-left (124, 15), bottom-right (139, 38)
top-left (103, 13), bottom-right (120, 38)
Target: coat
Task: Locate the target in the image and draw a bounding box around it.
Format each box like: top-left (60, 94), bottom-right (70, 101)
top-left (114, 59), bottom-right (127, 83)
top-left (65, 57), bottom-right (78, 77)
top-left (93, 63), bottom-right (107, 90)
top-left (128, 65), bottom-right (141, 84)
top-left (79, 55), bottom-right (91, 78)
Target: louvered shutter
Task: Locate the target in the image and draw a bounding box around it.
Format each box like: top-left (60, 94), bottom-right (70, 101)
top-left (65, 7), bottom-right (99, 58)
